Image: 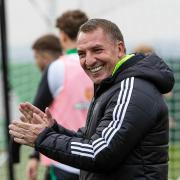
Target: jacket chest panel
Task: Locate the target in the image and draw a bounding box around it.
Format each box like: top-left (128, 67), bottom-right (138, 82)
top-left (85, 85), bottom-right (120, 138)
top-left (85, 97), bottom-right (106, 138)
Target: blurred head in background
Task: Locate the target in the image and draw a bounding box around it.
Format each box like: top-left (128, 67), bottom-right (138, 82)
top-left (56, 9), bottom-right (88, 52)
top-left (133, 43), bottom-right (155, 55)
top-left (32, 34), bottom-right (62, 71)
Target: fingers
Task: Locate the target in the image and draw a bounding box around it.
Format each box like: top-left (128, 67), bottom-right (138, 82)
top-left (9, 129), bottom-right (25, 139)
top-left (19, 103), bottom-right (34, 123)
top-left (45, 107), bottom-right (52, 120)
top-left (32, 110), bottom-right (54, 129)
top-left (9, 119), bottom-right (46, 148)
top-left (9, 122), bottom-right (36, 147)
top-left (45, 108), bottom-right (55, 127)
top-left (20, 115), bottom-right (28, 123)
top-left (19, 102), bottom-right (41, 114)
top-left (14, 137), bottom-right (34, 147)
top-left (13, 137), bottom-right (26, 144)
top-left (9, 123), bottom-right (31, 142)
top-left (20, 114), bottom-right (32, 123)
top-left (32, 113), bottom-right (44, 124)
top-left (19, 108), bottom-right (33, 122)
top-left (9, 127), bottom-right (35, 147)
top-left (19, 102), bottom-right (45, 124)
top-left (24, 102), bottom-right (44, 118)
top-left (10, 121), bottom-right (32, 130)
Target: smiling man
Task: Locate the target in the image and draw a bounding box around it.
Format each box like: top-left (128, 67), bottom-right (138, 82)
top-left (9, 19), bottom-right (174, 180)
top-left (77, 26), bottom-right (125, 84)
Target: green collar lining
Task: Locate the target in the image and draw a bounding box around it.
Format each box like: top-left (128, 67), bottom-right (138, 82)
top-left (66, 48), bottom-right (77, 55)
top-left (112, 54), bottom-right (135, 76)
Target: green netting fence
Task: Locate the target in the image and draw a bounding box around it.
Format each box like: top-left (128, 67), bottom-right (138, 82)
top-left (0, 59), bottom-right (180, 180)
top-left (166, 60), bottom-right (180, 180)
top-left (0, 62), bottom-right (45, 180)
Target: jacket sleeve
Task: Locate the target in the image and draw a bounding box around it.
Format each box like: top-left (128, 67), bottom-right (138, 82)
top-left (35, 77), bottom-right (159, 172)
top-left (33, 67), bottom-right (53, 111)
top-left (51, 121), bottom-right (86, 137)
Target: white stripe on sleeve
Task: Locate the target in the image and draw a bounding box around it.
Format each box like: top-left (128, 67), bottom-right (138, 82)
top-left (70, 77), bottom-right (134, 158)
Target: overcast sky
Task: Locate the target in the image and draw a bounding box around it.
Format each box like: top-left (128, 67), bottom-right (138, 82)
top-left (6, 0), bottom-right (180, 60)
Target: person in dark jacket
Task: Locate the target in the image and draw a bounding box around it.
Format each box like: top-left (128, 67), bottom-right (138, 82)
top-left (9, 19), bottom-right (174, 180)
top-left (10, 34), bottom-right (62, 164)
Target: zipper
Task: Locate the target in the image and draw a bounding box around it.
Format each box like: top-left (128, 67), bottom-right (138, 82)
top-left (85, 97), bottom-right (96, 138)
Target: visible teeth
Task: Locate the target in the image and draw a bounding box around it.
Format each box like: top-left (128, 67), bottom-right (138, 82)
top-left (90, 66), bottom-right (102, 73)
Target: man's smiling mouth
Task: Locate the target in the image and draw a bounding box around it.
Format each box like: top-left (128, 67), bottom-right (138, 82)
top-left (88, 65), bottom-right (103, 73)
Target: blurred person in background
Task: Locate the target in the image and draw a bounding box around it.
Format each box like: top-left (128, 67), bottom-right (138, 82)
top-left (10, 34), bottom-right (62, 165)
top-left (26, 9), bottom-right (92, 180)
top-left (26, 34), bottom-right (62, 180)
top-left (133, 43), bottom-right (155, 55)
top-left (32, 34), bottom-right (62, 72)
top-left (10, 18), bottom-right (174, 180)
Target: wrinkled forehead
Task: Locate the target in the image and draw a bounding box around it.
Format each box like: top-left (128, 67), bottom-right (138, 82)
top-left (78, 27), bottom-right (104, 38)
top-left (77, 28), bottom-right (113, 48)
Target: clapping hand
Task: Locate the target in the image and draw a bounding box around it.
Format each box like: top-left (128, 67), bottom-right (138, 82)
top-left (9, 102), bottom-right (55, 147)
top-left (19, 102), bottom-right (54, 127)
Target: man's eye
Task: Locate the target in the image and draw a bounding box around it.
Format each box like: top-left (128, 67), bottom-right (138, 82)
top-left (94, 49), bottom-right (103, 53)
top-left (78, 53), bottom-right (85, 58)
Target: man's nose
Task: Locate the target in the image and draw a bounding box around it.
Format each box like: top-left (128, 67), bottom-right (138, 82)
top-left (85, 52), bottom-right (96, 67)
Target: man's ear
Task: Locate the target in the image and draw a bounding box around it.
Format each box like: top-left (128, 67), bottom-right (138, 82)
top-left (117, 41), bottom-right (126, 59)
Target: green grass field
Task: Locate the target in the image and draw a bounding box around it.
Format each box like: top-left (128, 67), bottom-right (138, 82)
top-left (169, 143), bottom-right (180, 179)
top-left (0, 146), bottom-right (46, 180)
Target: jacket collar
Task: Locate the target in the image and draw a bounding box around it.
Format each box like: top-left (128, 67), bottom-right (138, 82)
top-left (94, 54), bottom-right (145, 98)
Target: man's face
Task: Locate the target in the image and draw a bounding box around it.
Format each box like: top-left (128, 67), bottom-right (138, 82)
top-left (34, 51), bottom-right (45, 71)
top-left (34, 51), bottom-right (52, 72)
top-left (77, 28), bottom-right (125, 84)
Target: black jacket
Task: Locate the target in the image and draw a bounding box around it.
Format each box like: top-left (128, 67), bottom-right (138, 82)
top-left (35, 53), bottom-right (174, 180)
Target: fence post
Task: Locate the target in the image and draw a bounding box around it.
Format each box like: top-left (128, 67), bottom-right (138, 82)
top-left (0, 0), bottom-right (15, 179)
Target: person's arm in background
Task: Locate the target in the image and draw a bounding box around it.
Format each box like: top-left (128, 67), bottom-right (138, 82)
top-left (10, 138), bottom-right (21, 163)
top-left (27, 60), bottom-right (65, 180)
top-left (33, 67), bottom-right (54, 111)
top-left (26, 66), bottom-right (54, 180)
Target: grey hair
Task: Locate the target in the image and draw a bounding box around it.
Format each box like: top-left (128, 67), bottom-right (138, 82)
top-left (79, 18), bottom-right (125, 43)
